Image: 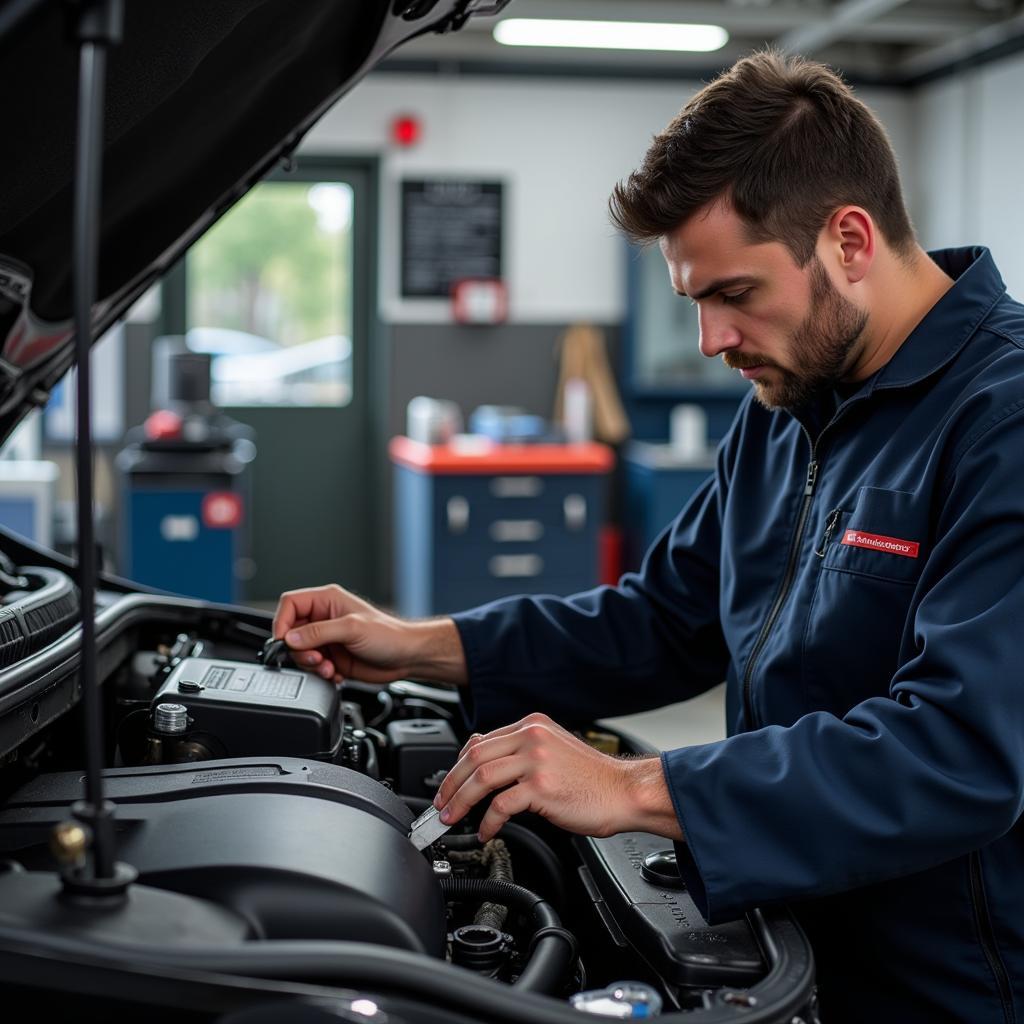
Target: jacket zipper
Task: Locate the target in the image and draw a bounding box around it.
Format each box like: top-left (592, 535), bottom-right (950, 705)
top-left (814, 508), bottom-right (842, 558)
top-left (969, 851), bottom-right (1016, 1024)
top-left (741, 426), bottom-right (819, 730)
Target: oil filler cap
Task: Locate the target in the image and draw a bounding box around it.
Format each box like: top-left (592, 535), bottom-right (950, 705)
top-left (641, 849), bottom-right (685, 890)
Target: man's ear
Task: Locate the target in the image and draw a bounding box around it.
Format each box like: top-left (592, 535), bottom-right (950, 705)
top-left (823, 206), bottom-right (874, 284)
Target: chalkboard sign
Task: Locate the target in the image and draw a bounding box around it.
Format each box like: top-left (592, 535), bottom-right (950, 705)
top-left (401, 179), bottom-right (503, 298)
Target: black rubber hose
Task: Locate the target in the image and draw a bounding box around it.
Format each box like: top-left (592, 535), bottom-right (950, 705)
top-left (0, 908), bottom-right (816, 1024)
top-left (440, 876), bottom-right (575, 994)
top-left (403, 797), bottom-right (567, 911)
top-left (495, 821), bottom-right (567, 912)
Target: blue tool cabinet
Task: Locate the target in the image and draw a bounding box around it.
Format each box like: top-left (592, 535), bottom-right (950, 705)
top-left (391, 437), bottom-right (614, 617)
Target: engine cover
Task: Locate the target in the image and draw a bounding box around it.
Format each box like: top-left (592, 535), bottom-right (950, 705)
top-left (0, 757), bottom-right (445, 956)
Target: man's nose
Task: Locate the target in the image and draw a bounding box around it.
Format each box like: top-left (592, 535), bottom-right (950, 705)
top-left (697, 306), bottom-right (742, 358)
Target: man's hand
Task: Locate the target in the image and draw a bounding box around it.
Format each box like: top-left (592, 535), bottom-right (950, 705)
top-left (433, 712), bottom-right (684, 843)
top-left (272, 583), bottom-right (468, 686)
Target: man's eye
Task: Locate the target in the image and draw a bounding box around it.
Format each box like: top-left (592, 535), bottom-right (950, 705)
top-left (721, 289), bottom-right (751, 305)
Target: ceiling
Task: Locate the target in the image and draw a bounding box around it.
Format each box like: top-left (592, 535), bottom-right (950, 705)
top-left (385, 0), bottom-right (1024, 85)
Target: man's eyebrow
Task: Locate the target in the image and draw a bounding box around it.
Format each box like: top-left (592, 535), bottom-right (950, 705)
top-left (674, 276), bottom-right (757, 301)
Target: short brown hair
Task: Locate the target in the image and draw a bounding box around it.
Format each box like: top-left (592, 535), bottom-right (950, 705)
top-left (609, 50), bottom-right (915, 264)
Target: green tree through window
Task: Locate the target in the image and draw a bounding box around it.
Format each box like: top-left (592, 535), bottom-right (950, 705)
top-left (187, 180), bottom-right (353, 406)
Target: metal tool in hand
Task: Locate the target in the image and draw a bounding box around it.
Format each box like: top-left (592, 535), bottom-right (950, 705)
top-left (409, 804), bottom-right (452, 851)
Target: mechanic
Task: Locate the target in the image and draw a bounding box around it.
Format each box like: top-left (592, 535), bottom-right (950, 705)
top-left (275, 51), bottom-right (1024, 1023)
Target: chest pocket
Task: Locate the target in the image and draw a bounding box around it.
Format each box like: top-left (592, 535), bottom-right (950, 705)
top-left (803, 486), bottom-right (928, 715)
top-left (820, 486), bottom-right (927, 584)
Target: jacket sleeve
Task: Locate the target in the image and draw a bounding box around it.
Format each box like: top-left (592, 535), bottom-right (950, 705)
top-left (450, 405), bottom-right (752, 733)
top-left (664, 405), bottom-right (1024, 923)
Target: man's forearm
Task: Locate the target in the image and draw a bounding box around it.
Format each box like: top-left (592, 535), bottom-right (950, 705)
top-left (405, 617), bottom-right (469, 686)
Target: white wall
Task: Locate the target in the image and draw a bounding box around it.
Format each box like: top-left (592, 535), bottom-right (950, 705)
top-left (303, 74), bottom-right (914, 324)
top-left (912, 55), bottom-right (1024, 296)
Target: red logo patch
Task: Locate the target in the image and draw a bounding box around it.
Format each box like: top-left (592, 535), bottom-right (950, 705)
top-left (202, 492), bottom-right (243, 529)
top-left (841, 529), bottom-right (919, 558)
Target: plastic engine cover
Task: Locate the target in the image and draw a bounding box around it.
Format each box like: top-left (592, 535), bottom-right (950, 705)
top-left (153, 656), bottom-right (342, 758)
top-left (0, 757), bottom-right (445, 956)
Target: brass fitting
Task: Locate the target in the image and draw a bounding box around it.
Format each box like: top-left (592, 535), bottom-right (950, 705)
top-left (50, 821), bottom-right (90, 865)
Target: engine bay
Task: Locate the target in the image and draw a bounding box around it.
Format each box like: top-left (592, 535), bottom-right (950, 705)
top-left (0, 560), bottom-right (816, 1022)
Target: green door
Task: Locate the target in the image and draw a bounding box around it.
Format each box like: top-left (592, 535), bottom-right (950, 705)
top-left (173, 156), bottom-right (380, 602)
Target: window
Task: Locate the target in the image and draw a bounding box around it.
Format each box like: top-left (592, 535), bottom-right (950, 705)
top-left (186, 180), bottom-right (354, 407)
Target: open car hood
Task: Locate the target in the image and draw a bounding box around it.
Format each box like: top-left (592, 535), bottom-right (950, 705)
top-left (0, 0), bottom-right (506, 447)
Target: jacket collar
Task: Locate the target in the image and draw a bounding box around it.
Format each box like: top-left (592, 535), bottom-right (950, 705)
top-left (870, 246), bottom-right (1006, 392)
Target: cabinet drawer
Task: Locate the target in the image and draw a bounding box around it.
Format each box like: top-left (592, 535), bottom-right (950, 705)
top-left (436, 535), bottom-right (599, 582)
top-left (432, 477), bottom-right (600, 545)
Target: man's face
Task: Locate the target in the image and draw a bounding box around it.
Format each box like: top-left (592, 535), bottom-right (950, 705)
top-left (660, 202), bottom-right (869, 410)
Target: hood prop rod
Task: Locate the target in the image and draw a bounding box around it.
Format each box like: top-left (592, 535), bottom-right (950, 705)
top-left (63, 0), bottom-right (133, 896)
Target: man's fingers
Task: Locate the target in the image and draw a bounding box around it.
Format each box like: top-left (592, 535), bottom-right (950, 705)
top-left (457, 732), bottom-right (484, 760)
top-left (273, 592), bottom-right (320, 639)
top-left (477, 785), bottom-right (533, 843)
top-left (457, 712), bottom-right (554, 758)
top-left (273, 585), bottom-right (356, 640)
top-left (435, 733), bottom-right (523, 809)
top-left (438, 753), bottom-right (529, 826)
top-left (284, 616), bottom-right (358, 653)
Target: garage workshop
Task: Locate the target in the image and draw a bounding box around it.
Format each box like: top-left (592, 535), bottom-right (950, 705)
top-left (0, 2), bottom-right (1021, 1021)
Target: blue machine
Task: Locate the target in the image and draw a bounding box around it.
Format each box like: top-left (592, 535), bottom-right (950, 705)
top-left (121, 457), bottom-right (252, 604)
top-left (118, 348), bottom-right (255, 604)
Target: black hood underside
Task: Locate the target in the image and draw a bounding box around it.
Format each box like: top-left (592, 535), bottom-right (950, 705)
top-left (0, 0), bottom-right (492, 443)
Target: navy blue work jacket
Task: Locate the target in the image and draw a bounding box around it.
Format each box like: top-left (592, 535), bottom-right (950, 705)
top-left (452, 248), bottom-right (1024, 1023)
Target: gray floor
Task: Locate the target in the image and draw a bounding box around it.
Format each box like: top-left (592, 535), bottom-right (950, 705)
top-left (600, 683), bottom-right (727, 752)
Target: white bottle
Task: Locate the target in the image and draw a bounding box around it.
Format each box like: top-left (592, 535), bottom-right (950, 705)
top-left (563, 377), bottom-right (592, 443)
top-left (670, 403), bottom-right (707, 461)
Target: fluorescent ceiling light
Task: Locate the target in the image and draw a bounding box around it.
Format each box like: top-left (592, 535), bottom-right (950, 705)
top-left (493, 18), bottom-right (729, 53)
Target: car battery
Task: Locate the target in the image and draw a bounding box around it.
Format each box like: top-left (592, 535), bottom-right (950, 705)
top-left (152, 656), bottom-right (342, 759)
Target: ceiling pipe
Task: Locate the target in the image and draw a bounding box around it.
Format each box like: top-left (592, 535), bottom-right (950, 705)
top-left (778, 0), bottom-right (911, 54)
top-left (898, 8), bottom-right (1024, 80)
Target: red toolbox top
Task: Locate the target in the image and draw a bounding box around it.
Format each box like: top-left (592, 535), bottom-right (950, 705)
top-left (389, 436), bottom-right (615, 475)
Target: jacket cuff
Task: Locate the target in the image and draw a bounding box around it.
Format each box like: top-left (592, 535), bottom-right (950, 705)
top-left (662, 743), bottom-right (748, 924)
top-left (450, 610), bottom-right (521, 732)
top-left (659, 749), bottom-right (712, 919)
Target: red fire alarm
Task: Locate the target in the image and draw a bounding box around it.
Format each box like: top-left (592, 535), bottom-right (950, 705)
top-left (452, 278), bottom-right (508, 325)
top-left (391, 114), bottom-right (422, 147)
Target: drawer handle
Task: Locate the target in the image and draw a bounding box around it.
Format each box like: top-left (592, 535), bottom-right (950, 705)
top-left (489, 554), bottom-right (544, 578)
top-left (490, 476), bottom-right (543, 498)
top-left (490, 519), bottom-right (544, 543)
top-left (564, 494), bottom-right (587, 531)
top-left (447, 496), bottom-right (470, 534)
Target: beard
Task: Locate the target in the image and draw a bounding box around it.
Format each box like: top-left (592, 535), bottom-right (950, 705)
top-left (724, 257), bottom-right (868, 411)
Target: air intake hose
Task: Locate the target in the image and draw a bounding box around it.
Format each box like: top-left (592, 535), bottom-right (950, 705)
top-left (439, 876), bottom-right (576, 994)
